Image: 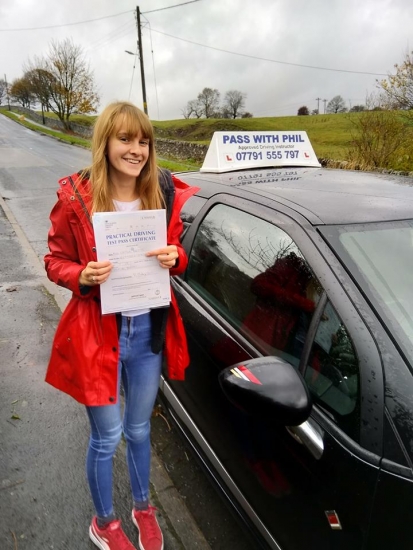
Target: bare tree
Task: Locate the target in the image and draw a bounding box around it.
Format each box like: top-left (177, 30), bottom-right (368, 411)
top-left (202, 216), bottom-right (299, 274)
top-left (223, 90), bottom-right (246, 119)
top-left (29, 39), bottom-right (99, 128)
top-left (378, 51), bottom-right (413, 111)
top-left (327, 95), bottom-right (347, 114)
top-left (181, 101), bottom-right (193, 119)
top-left (181, 98), bottom-right (203, 119)
top-left (10, 77), bottom-right (36, 108)
top-left (197, 87), bottom-right (220, 118)
top-left (364, 92), bottom-right (388, 111)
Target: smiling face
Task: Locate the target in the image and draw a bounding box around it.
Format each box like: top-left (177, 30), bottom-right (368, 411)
top-left (106, 126), bottom-right (150, 186)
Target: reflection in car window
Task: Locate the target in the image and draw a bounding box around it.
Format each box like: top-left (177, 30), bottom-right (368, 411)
top-left (339, 222), bottom-right (413, 364)
top-left (186, 204), bottom-right (321, 367)
top-left (305, 301), bottom-right (360, 439)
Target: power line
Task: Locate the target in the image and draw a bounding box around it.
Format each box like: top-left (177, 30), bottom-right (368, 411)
top-left (143, 1), bottom-right (202, 15)
top-left (133, 3), bottom-right (202, 116)
top-left (149, 27), bottom-right (388, 76)
top-left (0, 2), bottom-right (202, 32)
top-left (85, 20), bottom-right (135, 52)
top-left (0, 10), bottom-right (132, 32)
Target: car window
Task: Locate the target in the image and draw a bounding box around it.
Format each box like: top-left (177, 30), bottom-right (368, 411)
top-left (305, 301), bottom-right (360, 439)
top-left (321, 221), bottom-right (413, 367)
top-left (186, 204), bottom-right (322, 368)
top-left (180, 195), bottom-right (207, 228)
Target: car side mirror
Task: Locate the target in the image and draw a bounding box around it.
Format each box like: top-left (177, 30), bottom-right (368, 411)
top-left (218, 356), bottom-right (312, 426)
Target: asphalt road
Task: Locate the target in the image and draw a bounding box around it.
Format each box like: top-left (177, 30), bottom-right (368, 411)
top-left (0, 114), bottom-right (257, 550)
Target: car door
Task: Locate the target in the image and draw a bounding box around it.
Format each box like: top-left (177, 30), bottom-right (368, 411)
top-left (167, 194), bottom-right (384, 550)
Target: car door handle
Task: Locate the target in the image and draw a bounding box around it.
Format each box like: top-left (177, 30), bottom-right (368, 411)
top-left (286, 419), bottom-right (324, 460)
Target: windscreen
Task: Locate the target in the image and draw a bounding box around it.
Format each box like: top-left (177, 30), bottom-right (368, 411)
top-left (324, 221), bottom-right (413, 364)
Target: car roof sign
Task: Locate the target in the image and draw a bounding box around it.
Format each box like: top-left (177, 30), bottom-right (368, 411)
top-left (200, 131), bottom-right (321, 173)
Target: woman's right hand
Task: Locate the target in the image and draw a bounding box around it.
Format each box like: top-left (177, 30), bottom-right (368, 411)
top-left (79, 261), bottom-right (113, 286)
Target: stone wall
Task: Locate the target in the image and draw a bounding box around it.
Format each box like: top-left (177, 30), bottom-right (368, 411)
top-left (155, 139), bottom-right (208, 162)
top-left (9, 105), bottom-right (93, 139)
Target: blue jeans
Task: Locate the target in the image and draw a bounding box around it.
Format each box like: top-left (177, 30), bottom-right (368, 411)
top-left (85, 313), bottom-right (162, 518)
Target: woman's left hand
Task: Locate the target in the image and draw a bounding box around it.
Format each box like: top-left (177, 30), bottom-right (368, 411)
top-left (146, 245), bottom-right (179, 269)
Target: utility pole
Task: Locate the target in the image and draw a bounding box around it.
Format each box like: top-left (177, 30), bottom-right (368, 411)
top-left (136, 6), bottom-right (148, 115)
top-left (4, 74), bottom-right (10, 110)
top-left (315, 97), bottom-right (321, 114)
top-left (323, 99), bottom-right (327, 114)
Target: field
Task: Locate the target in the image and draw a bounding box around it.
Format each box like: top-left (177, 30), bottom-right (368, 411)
top-left (41, 110), bottom-right (360, 159)
top-left (152, 113), bottom-right (361, 161)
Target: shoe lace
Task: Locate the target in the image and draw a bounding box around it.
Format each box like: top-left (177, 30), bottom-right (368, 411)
top-left (139, 506), bottom-right (161, 540)
top-left (107, 521), bottom-right (135, 550)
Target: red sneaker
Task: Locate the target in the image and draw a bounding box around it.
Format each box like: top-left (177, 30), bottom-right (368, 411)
top-left (132, 506), bottom-right (163, 550)
top-left (89, 517), bottom-right (137, 550)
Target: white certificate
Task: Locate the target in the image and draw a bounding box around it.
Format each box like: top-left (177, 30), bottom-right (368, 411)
top-left (93, 209), bottom-right (171, 315)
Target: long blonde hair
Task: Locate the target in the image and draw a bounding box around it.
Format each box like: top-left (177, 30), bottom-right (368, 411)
top-left (83, 101), bottom-right (164, 214)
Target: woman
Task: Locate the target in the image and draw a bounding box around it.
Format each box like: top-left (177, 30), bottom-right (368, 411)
top-left (45, 101), bottom-right (198, 550)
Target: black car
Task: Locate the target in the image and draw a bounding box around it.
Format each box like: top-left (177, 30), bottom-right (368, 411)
top-left (159, 132), bottom-right (413, 550)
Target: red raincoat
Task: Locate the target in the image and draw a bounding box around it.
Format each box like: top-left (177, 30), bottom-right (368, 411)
top-left (44, 172), bottom-right (198, 406)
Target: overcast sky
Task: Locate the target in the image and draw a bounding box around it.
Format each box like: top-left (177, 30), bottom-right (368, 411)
top-left (1, 0), bottom-right (412, 120)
